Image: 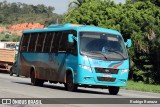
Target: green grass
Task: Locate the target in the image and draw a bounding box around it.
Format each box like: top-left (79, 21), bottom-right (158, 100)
top-left (122, 80), bottom-right (160, 93)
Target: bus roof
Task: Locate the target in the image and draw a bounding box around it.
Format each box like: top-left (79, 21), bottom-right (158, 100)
top-left (23, 23), bottom-right (121, 36)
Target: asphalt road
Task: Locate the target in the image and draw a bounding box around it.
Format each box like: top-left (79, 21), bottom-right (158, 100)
top-left (0, 71), bottom-right (160, 107)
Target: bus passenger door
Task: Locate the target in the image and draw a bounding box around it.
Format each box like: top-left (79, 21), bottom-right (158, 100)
top-left (56, 52), bottom-right (68, 82)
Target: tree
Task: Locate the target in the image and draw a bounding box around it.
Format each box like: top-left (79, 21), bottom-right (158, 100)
top-left (69, 0), bottom-right (86, 7)
top-left (0, 1), bottom-right (63, 25)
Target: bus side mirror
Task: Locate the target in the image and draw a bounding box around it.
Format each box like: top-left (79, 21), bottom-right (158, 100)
top-left (125, 39), bottom-right (132, 48)
top-left (68, 34), bottom-right (74, 43)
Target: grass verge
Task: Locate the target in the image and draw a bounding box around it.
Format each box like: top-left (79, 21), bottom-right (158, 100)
top-left (122, 80), bottom-right (160, 93)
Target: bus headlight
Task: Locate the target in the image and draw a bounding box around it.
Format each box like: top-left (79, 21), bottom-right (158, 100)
top-left (121, 69), bottom-right (129, 75)
top-left (79, 65), bottom-right (92, 72)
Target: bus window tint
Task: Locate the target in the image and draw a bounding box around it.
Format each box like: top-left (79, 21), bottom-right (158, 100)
top-left (70, 30), bottom-right (77, 37)
top-left (59, 31), bottom-right (69, 52)
top-left (21, 34), bottom-right (30, 52)
top-left (36, 33), bottom-right (45, 52)
top-left (51, 32), bottom-right (62, 53)
top-left (43, 32), bottom-right (53, 53)
top-left (57, 32), bottom-right (63, 50)
top-left (28, 33), bottom-right (38, 52)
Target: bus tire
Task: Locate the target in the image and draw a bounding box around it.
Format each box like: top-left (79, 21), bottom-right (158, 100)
top-left (30, 71), bottom-right (44, 86)
top-left (10, 68), bottom-right (13, 76)
top-left (10, 72), bottom-right (13, 76)
top-left (108, 86), bottom-right (119, 95)
top-left (37, 80), bottom-right (44, 86)
top-left (65, 73), bottom-right (78, 92)
top-left (16, 74), bottom-right (19, 77)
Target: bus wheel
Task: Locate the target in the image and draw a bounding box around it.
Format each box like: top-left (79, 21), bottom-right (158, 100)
top-left (16, 74), bottom-right (19, 77)
top-left (65, 73), bottom-right (78, 91)
top-left (30, 71), bottom-right (44, 86)
top-left (108, 86), bottom-right (119, 95)
top-left (38, 80), bottom-right (44, 86)
top-left (10, 68), bottom-right (13, 76)
top-left (10, 72), bottom-right (13, 76)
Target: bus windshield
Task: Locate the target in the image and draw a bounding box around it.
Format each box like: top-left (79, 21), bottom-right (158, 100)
top-left (79, 32), bottom-right (128, 60)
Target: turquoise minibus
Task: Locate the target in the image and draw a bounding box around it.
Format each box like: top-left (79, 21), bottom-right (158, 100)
top-left (17, 23), bottom-right (131, 95)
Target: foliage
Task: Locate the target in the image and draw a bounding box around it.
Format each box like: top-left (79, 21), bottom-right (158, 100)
top-left (0, 33), bottom-right (21, 42)
top-left (0, 1), bottom-right (63, 26)
top-left (64, 0), bottom-right (160, 84)
top-left (69, 0), bottom-right (87, 7)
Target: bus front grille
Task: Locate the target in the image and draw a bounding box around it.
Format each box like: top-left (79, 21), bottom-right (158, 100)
top-left (95, 68), bottom-right (118, 74)
top-left (97, 77), bottom-right (116, 82)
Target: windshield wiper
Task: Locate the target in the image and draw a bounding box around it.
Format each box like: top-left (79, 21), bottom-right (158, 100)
top-left (108, 50), bottom-right (125, 59)
top-left (89, 51), bottom-right (108, 60)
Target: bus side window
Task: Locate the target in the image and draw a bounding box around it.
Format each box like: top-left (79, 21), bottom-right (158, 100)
top-left (21, 34), bottom-right (30, 52)
top-left (70, 40), bottom-right (77, 56)
top-left (59, 31), bottom-right (70, 52)
top-left (51, 32), bottom-right (58, 53)
top-left (70, 30), bottom-right (77, 37)
top-left (50, 32), bottom-right (55, 52)
top-left (36, 33), bottom-right (45, 52)
top-left (51, 32), bottom-right (62, 53)
top-left (28, 33), bottom-right (38, 52)
top-left (68, 30), bottom-right (77, 55)
top-left (43, 32), bottom-right (53, 53)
